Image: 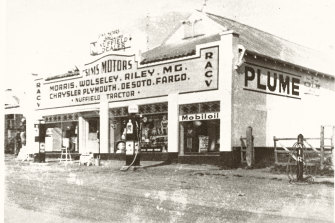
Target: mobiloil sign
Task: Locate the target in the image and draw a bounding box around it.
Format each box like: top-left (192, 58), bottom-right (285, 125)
top-left (179, 112), bottom-right (220, 121)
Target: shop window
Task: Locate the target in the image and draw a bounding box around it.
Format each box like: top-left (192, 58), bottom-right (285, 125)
top-left (181, 120), bottom-right (220, 154)
top-left (179, 101), bottom-right (220, 154)
top-left (110, 103), bottom-right (168, 119)
top-left (111, 107), bottom-right (129, 117)
top-left (7, 114), bottom-right (14, 119)
top-left (140, 114), bottom-right (168, 152)
top-left (44, 121), bottom-right (78, 152)
top-left (111, 103), bottom-right (168, 153)
top-left (42, 112), bottom-right (80, 152)
top-left (6, 119), bottom-right (15, 129)
top-left (88, 119), bottom-right (98, 133)
top-left (179, 101), bottom-right (220, 115)
top-left (87, 118), bottom-right (99, 144)
top-left (139, 103), bottom-right (168, 115)
top-left (43, 113), bottom-right (79, 124)
top-left (113, 114), bottom-right (168, 153)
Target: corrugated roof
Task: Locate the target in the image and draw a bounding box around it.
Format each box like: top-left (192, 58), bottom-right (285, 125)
top-left (141, 11), bottom-right (334, 76)
top-left (205, 12), bottom-right (333, 76)
top-left (45, 67), bottom-right (80, 81)
top-left (141, 34), bottom-right (220, 65)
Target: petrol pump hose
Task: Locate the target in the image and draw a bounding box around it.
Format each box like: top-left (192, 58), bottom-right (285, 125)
top-left (121, 116), bottom-right (141, 171)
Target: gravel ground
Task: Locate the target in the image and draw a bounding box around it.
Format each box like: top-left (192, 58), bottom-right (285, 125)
top-left (4, 154), bottom-right (334, 223)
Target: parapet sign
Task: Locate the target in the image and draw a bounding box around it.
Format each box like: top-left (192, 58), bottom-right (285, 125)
top-left (90, 29), bottom-right (132, 56)
top-left (35, 45), bottom-right (219, 110)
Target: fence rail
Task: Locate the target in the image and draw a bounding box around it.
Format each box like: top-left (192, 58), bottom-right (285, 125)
top-left (274, 132), bottom-right (333, 169)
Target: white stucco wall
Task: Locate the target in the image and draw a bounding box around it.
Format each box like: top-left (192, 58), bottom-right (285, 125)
top-left (232, 56), bottom-right (335, 148)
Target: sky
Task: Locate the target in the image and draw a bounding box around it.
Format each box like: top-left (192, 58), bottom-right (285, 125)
top-left (2, 0), bottom-right (335, 94)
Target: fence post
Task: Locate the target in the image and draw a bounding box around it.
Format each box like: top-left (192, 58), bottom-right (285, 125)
top-left (332, 126), bottom-right (335, 169)
top-left (240, 137), bottom-right (244, 164)
top-left (332, 126), bottom-right (335, 149)
top-left (246, 126), bottom-right (254, 167)
top-left (274, 136), bottom-right (277, 164)
top-left (320, 126), bottom-right (324, 170)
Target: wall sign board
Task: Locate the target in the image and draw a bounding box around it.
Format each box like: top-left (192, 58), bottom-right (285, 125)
top-left (243, 63), bottom-right (301, 99)
top-left (179, 112), bottom-right (220, 121)
top-left (35, 46), bottom-right (219, 110)
top-left (90, 29), bottom-right (132, 56)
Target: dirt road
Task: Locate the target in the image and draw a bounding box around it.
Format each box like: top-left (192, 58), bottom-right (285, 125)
top-left (4, 155), bottom-right (334, 222)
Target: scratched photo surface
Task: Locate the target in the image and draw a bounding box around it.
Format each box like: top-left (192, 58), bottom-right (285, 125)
top-left (2, 0), bottom-right (334, 222)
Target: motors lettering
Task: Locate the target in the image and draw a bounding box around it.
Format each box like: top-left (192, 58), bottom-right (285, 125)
top-left (83, 59), bottom-right (133, 76)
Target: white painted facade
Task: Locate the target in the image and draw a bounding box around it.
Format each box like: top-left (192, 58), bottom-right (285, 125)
top-left (31, 37), bottom-right (231, 155)
top-left (22, 11), bottom-right (334, 160)
top-left (233, 56), bottom-right (335, 148)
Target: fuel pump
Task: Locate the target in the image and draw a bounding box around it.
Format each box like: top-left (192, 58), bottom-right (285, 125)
top-left (34, 118), bottom-right (45, 163)
top-left (124, 105), bottom-right (141, 168)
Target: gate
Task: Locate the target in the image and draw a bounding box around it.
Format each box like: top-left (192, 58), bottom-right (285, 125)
top-left (274, 126), bottom-right (334, 170)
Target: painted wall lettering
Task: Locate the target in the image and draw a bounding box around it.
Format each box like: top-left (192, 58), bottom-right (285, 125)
top-left (84, 59), bottom-right (133, 77)
top-left (35, 46), bottom-right (219, 109)
top-left (243, 64), bottom-right (301, 99)
top-left (179, 112), bottom-right (220, 121)
top-left (35, 81), bottom-right (41, 107)
top-left (90, 29), bottom-right (132, 56)
top-left (204, 51), bottom-right (214, 87)
top-left (303, 75), bottom-right (321, 96)
top-left (163, 64), bottom-right (183, 74)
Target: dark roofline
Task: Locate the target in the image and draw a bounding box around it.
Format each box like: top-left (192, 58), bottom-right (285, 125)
top-left (5, 105), bottom-right (20, 109)
top-left (140, 34), bottom-right (220, 64)
top-left (45, 68), bottom-right (80, 81)
top-left (140, 50), bottom-right (196, 65)
top-left (245, 50), bottom-right (334, 79)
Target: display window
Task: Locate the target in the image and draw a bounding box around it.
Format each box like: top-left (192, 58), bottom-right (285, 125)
top-left (179, 101), bottom-right (220, 154)
top-left (43, 113), bottom-right (79, 152)
top-left (140, 114), bottom-right (168, 152)
top-left (43, 121), bottom-right (78, 152)
top-left (110, 103), bottom-right (168, 153)
top-left (181, 120), bottom-right (220, 153)
top-left (87, 118), bottom-right (99, 141)
top-left (62, 122), bottom-right (78, 152)
top-left (112, 114), bottom-right (168, 153)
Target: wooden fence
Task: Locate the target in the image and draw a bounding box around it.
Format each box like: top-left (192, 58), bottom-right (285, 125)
top-left (274, 126), bottom-right (334, 169)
